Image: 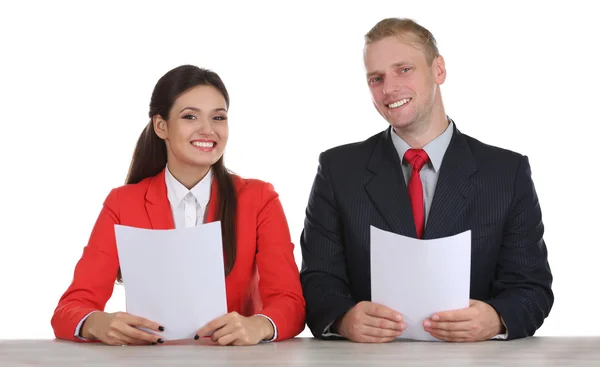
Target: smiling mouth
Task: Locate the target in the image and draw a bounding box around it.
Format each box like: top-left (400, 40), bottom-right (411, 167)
top-left (387, 98), bottom-right (411, 109)
top-left (191, 141), bottom-right (215, 148)
top-left (190, 141), bottom-right (216, 151)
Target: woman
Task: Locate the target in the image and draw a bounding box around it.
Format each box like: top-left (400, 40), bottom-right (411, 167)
top-left (51, 65), bottom-right (305, 346)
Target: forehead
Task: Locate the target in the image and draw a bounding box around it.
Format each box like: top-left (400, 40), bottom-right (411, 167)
top-left (364, 35), bottom-right (428, 72)
top-left (173, 85), bottom-right (227, 108)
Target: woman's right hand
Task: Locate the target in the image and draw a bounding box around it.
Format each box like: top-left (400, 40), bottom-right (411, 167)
top-left (81, 311), bottom-right (164, 346)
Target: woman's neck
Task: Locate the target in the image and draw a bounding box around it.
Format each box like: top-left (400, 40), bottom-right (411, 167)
top-left (167, 161), bottom-right (210, 190)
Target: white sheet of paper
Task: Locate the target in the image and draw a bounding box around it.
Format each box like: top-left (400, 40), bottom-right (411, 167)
top-left (370, 225), bottom-right (471, 342)
top-left (114, 221), bottom-right (227, 341)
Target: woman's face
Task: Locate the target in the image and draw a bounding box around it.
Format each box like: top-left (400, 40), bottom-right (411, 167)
top-left (154, 85), bottom-right (229, 171)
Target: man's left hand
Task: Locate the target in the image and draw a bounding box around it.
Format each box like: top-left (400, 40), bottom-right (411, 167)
top-left (423, 299), bottom-right (504, 342)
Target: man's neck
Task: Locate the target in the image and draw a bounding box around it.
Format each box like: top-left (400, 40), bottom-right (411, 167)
top-left (393, 106), bottom-right (449, 148)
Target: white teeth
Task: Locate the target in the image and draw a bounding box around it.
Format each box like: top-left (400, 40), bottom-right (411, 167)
top-left (191, 141), bottom-right (214, 148)
top-left (387, 98), bottom-right (411, 108)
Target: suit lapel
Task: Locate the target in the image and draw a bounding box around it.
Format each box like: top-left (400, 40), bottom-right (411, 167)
top-left (365, 128), bottom-right (417, 237)
top-left (145, 169), bottom-right (175, 230)
top-left (424, 126), bottom-right (477, 239)
top-left (145, 169), bottom-right (224, 229)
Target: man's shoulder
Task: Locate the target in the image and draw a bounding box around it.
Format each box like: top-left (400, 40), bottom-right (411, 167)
top-left (461, 131), bottom-right (525, 164)
top-left (320, 129), bottom-right (385, 163)
top-left (458, 131), bottom-right (529, 180)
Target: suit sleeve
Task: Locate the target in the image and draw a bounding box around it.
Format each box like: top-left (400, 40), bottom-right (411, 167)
top-left (50, 189), bottom-right (121, 342)
top-left (254, 182), bottom-right (306, 341)
top-left (486, 155), bottom-right (553, 340)
top-left (300, 152), bottom-right (357, 338)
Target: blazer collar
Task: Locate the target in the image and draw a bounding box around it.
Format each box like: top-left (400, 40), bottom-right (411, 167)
top-left (145, 168), bottom-right (220, 229)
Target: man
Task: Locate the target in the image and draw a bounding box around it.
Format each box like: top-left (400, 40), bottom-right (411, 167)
top-left (299, 18), bottom-right (553, 343)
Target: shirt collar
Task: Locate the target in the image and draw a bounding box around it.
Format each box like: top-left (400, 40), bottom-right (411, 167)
top-left (165, 165), bottom-right (212, 207)
top-left (391, 118), bottom-right (454, 172)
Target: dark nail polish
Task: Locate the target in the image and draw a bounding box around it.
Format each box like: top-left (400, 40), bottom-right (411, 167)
top-left (194, 334), bottom-right (199, 340)
top-left (152, 342), bottom-right (157, 345)
top-left (157, 338), bottom-right (164, 344)
top-left (158, 326), bottom-right (165, 332)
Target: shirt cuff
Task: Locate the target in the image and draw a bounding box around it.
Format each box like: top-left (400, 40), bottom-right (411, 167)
top-left (254, 314), bottom-right (277, 342)
top-left (321, 319), bottom-right (342, 338)
top-left (491, 316), bottom-right (509, 340)
top-left (74, 311), bottom-right (100, 340)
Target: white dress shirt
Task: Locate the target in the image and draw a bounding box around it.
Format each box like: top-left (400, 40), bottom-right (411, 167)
top-left (165, 164), bottom-right (212, 228)
top-left (75, 165), bottom-right (277, 341)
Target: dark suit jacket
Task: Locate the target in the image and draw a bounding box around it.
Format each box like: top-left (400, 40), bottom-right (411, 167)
top-left (299, 124), bottom-right (553, 340)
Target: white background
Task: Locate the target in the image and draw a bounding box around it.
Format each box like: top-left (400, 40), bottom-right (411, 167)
top-left (0, 0), bottom-right (598, 339)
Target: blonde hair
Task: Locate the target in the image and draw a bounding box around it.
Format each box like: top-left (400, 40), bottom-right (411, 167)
top-left (365, 18), bottom-right (440, 65)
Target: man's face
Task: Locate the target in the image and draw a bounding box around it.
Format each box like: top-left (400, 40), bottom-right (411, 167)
top-left (364, 35), bottom-right (445, 131)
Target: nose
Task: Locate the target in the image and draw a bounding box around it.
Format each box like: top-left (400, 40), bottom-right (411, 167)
top-left (197, 118), bottom-right (214, 135)
top-left (382, 75), bottom-right (399, 96)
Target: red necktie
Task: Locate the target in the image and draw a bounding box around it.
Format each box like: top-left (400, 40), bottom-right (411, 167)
top-left (404, 149), bottom-right (429, 239)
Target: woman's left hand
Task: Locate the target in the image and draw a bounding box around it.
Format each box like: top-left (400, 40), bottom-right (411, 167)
top-left (194, 312), bottom-right (274, 346)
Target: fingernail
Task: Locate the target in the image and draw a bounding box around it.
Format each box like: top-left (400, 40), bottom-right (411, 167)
top-left (157, 338), bottom-right (164, 344)
top-left (432, 315), bottom-right (440, 321)
top-left (158, 326), bottom-right (165, 332)
top-left (194, 334), bottom-right (199, 340)
top-left (396, 314), bottom-right (403, 321)
top-left (152, 342), bottom-right (157, 345)
top-left (424, 321), bottom-right (431, 327)
top-left (401, 323), bottom-right (407, 330)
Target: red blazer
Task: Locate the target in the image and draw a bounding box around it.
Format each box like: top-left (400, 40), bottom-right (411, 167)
top-left (51, 169), bottom-right (306, 342)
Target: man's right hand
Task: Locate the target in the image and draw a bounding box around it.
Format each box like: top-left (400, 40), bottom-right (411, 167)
top-left (81, 312), bottom-right (164, 346)
top-left (337, 301), bottom-right (406, 343)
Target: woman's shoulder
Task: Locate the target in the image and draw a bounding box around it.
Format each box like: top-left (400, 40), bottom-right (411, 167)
top-left (113, 175), bottom-right (154, 194)
top-left (103, 174), bottom-right (159, 206)
top-left (230, 174), bottom-right (278, 200)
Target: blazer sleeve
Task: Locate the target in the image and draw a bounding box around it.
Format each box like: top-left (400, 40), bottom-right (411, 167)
top-left (486, 155), bottom-right (554, 340)
top-left (299, 152), bottom-right (357, 338)
top-left (254, 182), bottom-right (306, 341)
top-left (50, 189), bottom-right (121, 342)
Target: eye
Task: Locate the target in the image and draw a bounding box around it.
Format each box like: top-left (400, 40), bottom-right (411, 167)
top-left (369, 76), bottom-right (382, 84)
top-left (213, 115), bottom-right (227, 121)
top-left (182, 114), bottom-right (196, 120)
top-left (400, 67), bottom-right (411, 73)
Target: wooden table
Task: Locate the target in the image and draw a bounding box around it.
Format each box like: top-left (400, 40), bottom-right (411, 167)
top-left (1, 337), bottom-right (598, 366)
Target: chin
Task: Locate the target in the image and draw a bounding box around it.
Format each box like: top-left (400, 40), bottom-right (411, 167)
top-left (182, 157), bottom-right (219, 168)
top-left (199, 159), bottom-right (220, 167)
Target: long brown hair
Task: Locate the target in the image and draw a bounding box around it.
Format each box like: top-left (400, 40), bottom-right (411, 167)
top-left (116, 65), bottom-right (238, 282)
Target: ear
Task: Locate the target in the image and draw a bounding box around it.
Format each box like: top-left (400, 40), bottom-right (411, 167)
top-left (153, 115), bottom-right (168, 140)
top-left (433, 55), bottom-right (446, 85)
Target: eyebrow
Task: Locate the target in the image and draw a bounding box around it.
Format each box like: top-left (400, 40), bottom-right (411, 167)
top-left (180, 107), bottom-right (228, 113)
top-left (366, 62), bottom-right (411, 78)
